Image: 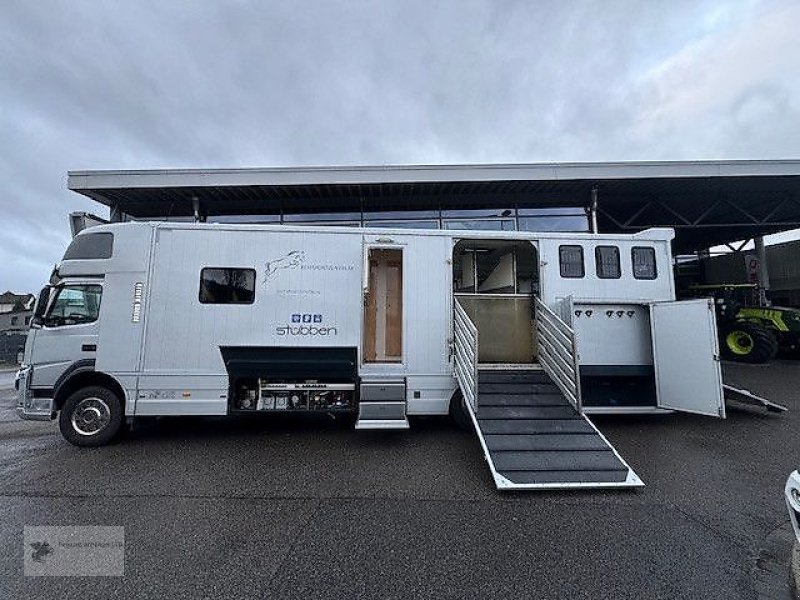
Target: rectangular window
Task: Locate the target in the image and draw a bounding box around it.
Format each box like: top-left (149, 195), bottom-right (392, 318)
top-left (595, 246), bottom-right (621, 279)
top-left (442, 208), bottom-right (514, 218)
top-left (559, 245), bottom-right (584, 278)
top-left (632, 247), bottom-right (657, 280)
top-left (44, 285), bottom-right (103, 327)
top-left (199, 268), bottom-right (256, 304)
top-left (365, 220), bottom-right (439, 230)
top-left (517, 215), bottom-right (589, 232)
top-left (283, 212), bottom-right (362, 223)
top-left (443, 219), bottom-right (515, 231)
top-left (63, 232), bottom-right (113, 260)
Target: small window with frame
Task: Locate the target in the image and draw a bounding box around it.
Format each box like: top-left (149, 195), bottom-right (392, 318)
top-left (632, 247), bottom-right (657, 280)
top-left (595, 246), bottom-right (621, 279)
top-left (559, 245), bottom-right (585, 278)
top-left (199, 268), bottom-right (256, 304)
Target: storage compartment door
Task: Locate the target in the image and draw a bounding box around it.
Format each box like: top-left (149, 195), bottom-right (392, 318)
top-left (650, 299), bottom-right (725, 418)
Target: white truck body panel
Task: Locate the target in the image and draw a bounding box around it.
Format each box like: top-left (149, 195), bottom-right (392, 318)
top-left (23, 221), bottom-right (726, 421)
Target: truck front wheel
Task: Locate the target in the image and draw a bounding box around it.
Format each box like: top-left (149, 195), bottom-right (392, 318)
top-left (59, 386), bottom-right (123, 447)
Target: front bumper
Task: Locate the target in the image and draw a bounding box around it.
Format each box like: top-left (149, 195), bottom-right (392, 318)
top-left (16, 367), bottom-right (55, 421)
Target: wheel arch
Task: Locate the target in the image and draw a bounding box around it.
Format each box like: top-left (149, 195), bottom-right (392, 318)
top-left (54, 367), bottom-right (126, 411)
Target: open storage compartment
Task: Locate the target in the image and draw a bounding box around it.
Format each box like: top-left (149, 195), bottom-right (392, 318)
top-left (220, 346), bottom-right (358, 413)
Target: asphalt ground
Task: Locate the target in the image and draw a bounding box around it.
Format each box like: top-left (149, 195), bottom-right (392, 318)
top-left (0, 362), bottom-right (798, 599)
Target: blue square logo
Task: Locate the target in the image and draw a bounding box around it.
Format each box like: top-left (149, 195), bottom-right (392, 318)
top-left (291, 314), bottom-right (301, 323)
top-left (313, 314), bottom-right (322, 323)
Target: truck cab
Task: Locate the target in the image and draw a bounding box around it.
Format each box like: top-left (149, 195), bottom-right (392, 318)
top-left (17, 228), bottom-right (133, 445)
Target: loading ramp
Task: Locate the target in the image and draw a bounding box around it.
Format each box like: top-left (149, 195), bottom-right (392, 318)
top-left (467, 369), bottom-right (643, 490)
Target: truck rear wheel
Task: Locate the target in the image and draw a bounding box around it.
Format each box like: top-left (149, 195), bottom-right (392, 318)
top-left (720, 322), bottom-right (778, 364)
top-left (59, 386), bottom-right (123, 447)
top-left (449, 390), bottom-right (474, 431)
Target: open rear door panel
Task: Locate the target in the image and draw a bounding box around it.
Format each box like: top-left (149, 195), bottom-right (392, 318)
top-left (650, 299), bottom-right (725, 418)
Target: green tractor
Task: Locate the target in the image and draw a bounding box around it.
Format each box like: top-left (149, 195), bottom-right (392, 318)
top-left (686, 284), bottom-right (800, 363)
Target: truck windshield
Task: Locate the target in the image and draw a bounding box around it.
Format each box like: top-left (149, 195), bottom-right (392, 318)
top-left (44, 284), bottom-right (102, 327)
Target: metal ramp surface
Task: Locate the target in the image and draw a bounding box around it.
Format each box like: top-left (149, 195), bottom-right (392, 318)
top-left (469, 369), bottom-right (643, 490)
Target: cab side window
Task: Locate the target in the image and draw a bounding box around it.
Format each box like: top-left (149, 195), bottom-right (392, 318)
top-left (44, 285), bottom-right (103, 327)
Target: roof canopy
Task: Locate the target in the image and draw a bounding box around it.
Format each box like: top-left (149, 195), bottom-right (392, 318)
top-left (68, 160), bottom-right (800, 252)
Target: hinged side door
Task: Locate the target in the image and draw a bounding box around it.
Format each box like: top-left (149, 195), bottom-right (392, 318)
top-left (650, 298), bottom-right (725, 418)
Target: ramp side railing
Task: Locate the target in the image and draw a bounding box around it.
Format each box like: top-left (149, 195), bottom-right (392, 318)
top-left (453, 298), bottom-right (479, 412)
top-left (535, 296), bottom-right (582, 412)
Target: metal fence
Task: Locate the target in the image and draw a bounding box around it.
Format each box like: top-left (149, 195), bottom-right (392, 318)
top-left (534, 297), bottom-right (582, 412)
top-left (453, 299), bottom-right (479, 412)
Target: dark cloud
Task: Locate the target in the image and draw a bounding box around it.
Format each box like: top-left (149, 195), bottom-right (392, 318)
top-left (1, 0), bottom-right (798, 291)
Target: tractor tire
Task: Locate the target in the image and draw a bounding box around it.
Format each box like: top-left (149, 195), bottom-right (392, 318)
top-left (778, 332), bottom-right (800, 358)
top-left (720, 322), bottom-right (779, 364)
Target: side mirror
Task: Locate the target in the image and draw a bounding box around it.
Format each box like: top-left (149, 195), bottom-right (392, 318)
top-left (31, 286), bottom-right (51, 328)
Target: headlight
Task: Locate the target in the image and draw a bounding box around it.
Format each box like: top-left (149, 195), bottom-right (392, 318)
top-left (785, 471), bottom-right (800, 545)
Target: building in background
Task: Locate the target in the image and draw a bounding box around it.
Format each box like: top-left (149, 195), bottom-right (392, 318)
top-left (0, 292), bottom-right (34, 364)
top-left (699, 240), bottom-right (800, 306)
top-left (0, 291), bottom-right (33, 314)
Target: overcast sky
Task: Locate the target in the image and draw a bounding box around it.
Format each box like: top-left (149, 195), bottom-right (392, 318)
top-left (2, 0), bottom-right (799, 293)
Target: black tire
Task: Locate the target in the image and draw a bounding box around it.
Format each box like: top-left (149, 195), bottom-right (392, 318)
top-left (719, 322), bottom-right (779, 364)
top-left (449, 390), bottom-right (473, 431)
top-left (778, 332), bottom-right (800, 358)
top-left (59, 386), bottom-right (123, 447)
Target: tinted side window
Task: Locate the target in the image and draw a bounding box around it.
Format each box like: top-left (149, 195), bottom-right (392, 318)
top-left (632, 247), bottom-right (657, 280)
top-left (595, 246), bottom-right (621, 279)
top-left (199, 268), bottom-right (256, 304)
top-left (559, 245), bottom-right (584, 278)
top-left (63, 233), bottom-right (113, 259)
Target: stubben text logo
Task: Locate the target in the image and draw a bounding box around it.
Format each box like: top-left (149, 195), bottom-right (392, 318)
top-left (263, 250), bottom-right (355, 286)
top-left (277, 313), bottom-right (337, 336)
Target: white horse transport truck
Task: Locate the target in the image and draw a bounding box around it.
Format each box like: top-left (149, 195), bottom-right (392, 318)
top-left (16, 221), bottom-right (776, 490)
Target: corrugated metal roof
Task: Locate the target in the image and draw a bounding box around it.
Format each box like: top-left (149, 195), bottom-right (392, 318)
top-left (67, 160), bottom-right (800, 251)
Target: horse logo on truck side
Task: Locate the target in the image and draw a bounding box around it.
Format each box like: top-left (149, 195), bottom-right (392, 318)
top-left (263, 250), bottom-right (306, 284)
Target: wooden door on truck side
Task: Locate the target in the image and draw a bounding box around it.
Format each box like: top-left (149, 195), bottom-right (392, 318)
top-left (363, 248), bottom-right (403, 363)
